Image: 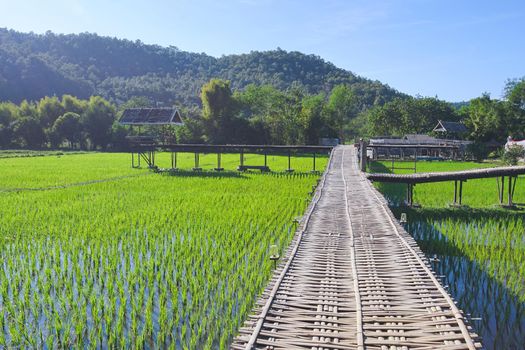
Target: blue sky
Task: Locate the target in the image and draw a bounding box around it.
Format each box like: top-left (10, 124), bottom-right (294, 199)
top-left (1, 0), bottom-right (524, 101)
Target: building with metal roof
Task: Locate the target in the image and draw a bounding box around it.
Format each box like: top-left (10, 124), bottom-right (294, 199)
top-left (368, 134), bottom-right (471, 160)
top-left (432, 120), bottom-right (468, 135)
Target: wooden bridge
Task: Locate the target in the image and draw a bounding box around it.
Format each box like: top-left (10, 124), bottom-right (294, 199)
top-left (127, 143), bottom-right (332, 172)
top-left (367, 165), bottom-right (525, 207)
top-left (232, 145), bottom-right (481, 349)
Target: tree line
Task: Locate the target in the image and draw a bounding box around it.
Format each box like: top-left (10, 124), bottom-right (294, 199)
top-left (0, 95), bottom-right (117, 149)
top-left (361, 78), bottom-right (525, 145)
top-left (0, 80), bottom-right (359, 149)
top-left (2, 77), bottom-right (522, 150)
top-left (178, 80), bottom-right (355, 145)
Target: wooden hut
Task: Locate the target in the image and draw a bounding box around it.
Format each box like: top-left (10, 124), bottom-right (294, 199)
top-left (432, 120), bottom-right (468, 139)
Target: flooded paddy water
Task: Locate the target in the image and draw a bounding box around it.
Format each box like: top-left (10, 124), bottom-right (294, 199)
top-left (371, 159), bottom-right (525, 348)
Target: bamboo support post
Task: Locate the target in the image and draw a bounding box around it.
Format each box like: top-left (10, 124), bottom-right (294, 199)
top-left (406, 183), bottom-right (414, 206)
top-left (193, 152), bottom-right (201, 171)
top-left (171, 152), bottom-right (178, 170)
top-left (286, 150), bottom-right (294, 172)
top-left (215, 153), bottom-right (224, 171)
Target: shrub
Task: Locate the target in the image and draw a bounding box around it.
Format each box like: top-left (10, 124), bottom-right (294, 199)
top-left (503, 144), bottom-right (524, 165)
top-left (466, 142), bottom-right (489, 162)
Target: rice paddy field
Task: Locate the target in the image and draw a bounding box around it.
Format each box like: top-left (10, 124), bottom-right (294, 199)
top-left (0, 149), bottom-right (88, 159)
top-left (371, 159), bottom-right (525, 349)
top-left (0, 151), bottom-right (327, 349)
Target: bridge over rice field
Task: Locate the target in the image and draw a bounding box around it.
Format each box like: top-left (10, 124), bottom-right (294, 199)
top-left (127, 142), bottom-right (332, 172)
top-left (232, 145), bottom-right (482, 350)
top-left (367, 165), bottom-right (525, 207)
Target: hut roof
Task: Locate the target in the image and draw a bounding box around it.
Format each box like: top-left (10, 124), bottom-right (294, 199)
top-left (403, 134), bottom-right (437, 143)
top-left (432, 120), bottom-right (467, 133)
top-left (119, 108), bottom-right (183, 125)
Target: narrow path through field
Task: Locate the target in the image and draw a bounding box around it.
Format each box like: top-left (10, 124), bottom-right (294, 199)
top-left (0, 173), bottom-right (151, 193)
top-left (232, 145), bottom-right (481, 349)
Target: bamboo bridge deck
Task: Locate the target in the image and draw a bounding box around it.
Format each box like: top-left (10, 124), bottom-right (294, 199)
top-left (232, 145), bottom-right (481, 350)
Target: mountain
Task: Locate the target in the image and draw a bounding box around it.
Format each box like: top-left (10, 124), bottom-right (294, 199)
top-left (0, 28), bottom-right (406, 109)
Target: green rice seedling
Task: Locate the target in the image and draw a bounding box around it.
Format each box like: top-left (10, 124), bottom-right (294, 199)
top-left (373, 160), bottom-right (525, 348)
top-left (0, 152), bottom-right (327, 348)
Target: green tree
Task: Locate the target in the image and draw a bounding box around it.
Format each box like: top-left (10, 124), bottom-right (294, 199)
top-left (505, 78), bottom-right (525, 110)
top-left (347, 112), bottom-right (369, 141)
top-left (463, 93), bottom-right (504, 142)
top-left (503, 144), bottom-right (524, 165)
top-left (466, 142), bottom-right (489, 162)
top-left (366, 99), bottom-right (404, 136)
top-left (81, 96), bottom-right (116, 149)
top-left (299, 93), bottom-right (326, 145)
top-left (19, 100), bottom-right (38, 119)
top-left (327, 84), bottom-right (355, 143)
top-left (502, 78), bottom-right (525, 139)
top-left (110, 122), bottom-right (129, 151)
top-left (279, 85), bottom-right (304, 144)
top-left (366, 97), bottom-right (459, 137)
top-left (62, 94), bottom-right (87, 114)
top-left (235, 84), bottom-right (290, 144)
top-left (404, 97), bottom-right (459, 135)
top-left (12, 117), bottom-right (46, 148)
top-left (37, 96), bottom-right (65, 129)
top-left (175, 107), bottom-right (204, 144)
top-left (200, 79), bottom-right (236, 144)
top-left (0, 102), bottom-right (18, 147)
top-left (53, 112), bottom-right (82, 148)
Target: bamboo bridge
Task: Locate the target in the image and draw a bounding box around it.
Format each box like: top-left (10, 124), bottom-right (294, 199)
top-left (232, 145), bottom-right (482, 350)
top-left (367, 165), bottom-right (525, 207)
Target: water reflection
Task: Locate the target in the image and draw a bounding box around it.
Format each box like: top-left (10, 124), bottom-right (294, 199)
top-left (408, 219), bottom-right (525, 349)
top-left (371, 161), bottom-right (525, 348)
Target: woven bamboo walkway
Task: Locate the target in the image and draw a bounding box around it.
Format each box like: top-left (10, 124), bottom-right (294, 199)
top-left (232, 145), bottom-right (481, 350)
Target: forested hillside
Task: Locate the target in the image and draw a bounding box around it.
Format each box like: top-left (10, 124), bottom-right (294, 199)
top-left (0, 29), bottom-right (404, 108)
